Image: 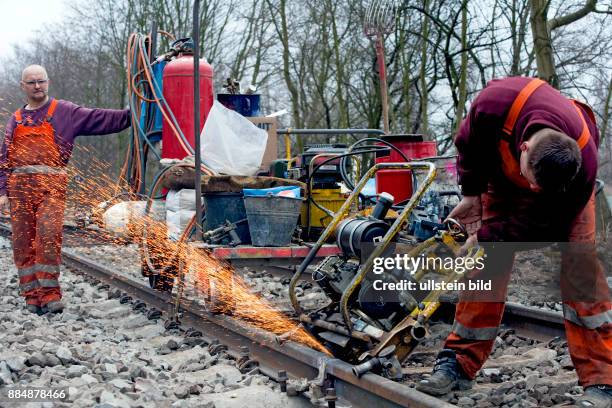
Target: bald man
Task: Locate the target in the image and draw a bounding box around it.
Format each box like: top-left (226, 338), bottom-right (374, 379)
top-left (0, 65), bottom-right (130, 315)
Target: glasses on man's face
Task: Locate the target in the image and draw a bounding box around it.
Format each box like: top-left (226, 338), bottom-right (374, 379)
top-left (23, 79), bottom-right (48, 86)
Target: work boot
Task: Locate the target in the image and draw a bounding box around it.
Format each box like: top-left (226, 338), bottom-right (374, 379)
top-left (576, 385), bottom-right (612, 408)
top-left (44, 301), bottom-right (64, 314)
top-left (416, 349), bottom-right (474, 396)
top-left (25, 304), bottom-right (44, 316)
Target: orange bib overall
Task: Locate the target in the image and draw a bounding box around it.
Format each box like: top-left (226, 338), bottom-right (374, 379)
top-left (7, 99), bottom-right (67, 307)
top-left (445, 79), bottom-right (612, 387)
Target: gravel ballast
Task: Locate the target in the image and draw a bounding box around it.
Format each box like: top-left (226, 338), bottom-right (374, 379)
top-left (5, 227), bottom-right (605, 407)
top-left (0, 235), bottom-right (311, 408)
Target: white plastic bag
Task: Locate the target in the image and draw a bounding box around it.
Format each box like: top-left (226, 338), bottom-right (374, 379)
top-left (166, 209), bottom-right (196, 241)
top-left (165, 189), bottom-right (201, 212)
top-left (102, 201), bottom-right (147, 236)
top-left (201, 100), bottom-right (268, 175)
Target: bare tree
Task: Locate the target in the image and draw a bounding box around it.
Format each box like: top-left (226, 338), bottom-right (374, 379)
top-left (530, 0), bottom-right (597, 88)
top-left (1, 0), bottom-right (610, 181)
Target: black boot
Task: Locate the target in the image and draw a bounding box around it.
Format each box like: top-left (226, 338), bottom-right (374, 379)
top-left (43, 300), bottom-right (64, 314)
top-left (25, 304), bottom-right (44, 315)
top-left (576, 385), bottom-right (612, 408)
top-left (416, 349), bottom-right (474, 396)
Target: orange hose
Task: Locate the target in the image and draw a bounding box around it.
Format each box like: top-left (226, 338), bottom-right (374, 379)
top-left (125, 32), bottom-right (217, 183)
top-left (158, 30), bottom-right (176, 40)
top-left (137, 43), bottom-right (192, 156)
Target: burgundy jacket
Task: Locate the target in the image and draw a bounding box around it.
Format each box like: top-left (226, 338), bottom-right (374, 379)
top-left (455, 77), bottom-right (599, 241)
top-left (0, 98), bottom-right (130, 195)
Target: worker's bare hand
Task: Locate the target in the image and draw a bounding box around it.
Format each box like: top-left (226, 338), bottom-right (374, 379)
top-left (446, 195), bottom-right (482, 235)
top-left (0, 195), bottom-right (9, 216)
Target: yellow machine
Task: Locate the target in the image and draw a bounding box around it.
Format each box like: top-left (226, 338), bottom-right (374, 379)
top-left (286, 161), bottom-right (483, 379)
top-left (301, 188), bottom-right (347, 230)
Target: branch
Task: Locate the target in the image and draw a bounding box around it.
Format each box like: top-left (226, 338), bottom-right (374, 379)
top-left (594, 7), bottom-right (612, 14)
top-left (548, 0), bottom-right (597, 31)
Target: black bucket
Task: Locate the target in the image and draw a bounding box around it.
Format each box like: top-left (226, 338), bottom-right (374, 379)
top-left (243, 196), bottom-right (302, 246)
top-left (203, 192), bottom-right (251, 244)
top-left (217, 93), bottom-right (261, 117)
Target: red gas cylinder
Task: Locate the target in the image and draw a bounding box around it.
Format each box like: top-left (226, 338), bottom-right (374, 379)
top-left (162, 53), bottom-right (214, 160)
top-left (375, 135), bottom-right (437, 204)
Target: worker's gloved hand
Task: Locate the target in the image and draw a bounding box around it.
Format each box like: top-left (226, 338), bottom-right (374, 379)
top-left (446, 195), bottom-right (482, 235)
top-left (0, 195), bottom-right (9, 216)
top-left (459, 234), bottom-right (479, 256)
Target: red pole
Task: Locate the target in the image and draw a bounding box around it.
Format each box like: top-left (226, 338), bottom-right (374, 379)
top-left (376, 34), bottom-right (389, 134)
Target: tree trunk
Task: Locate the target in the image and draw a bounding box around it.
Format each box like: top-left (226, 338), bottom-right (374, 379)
top-left (601, 76), bottom-right (612, 146)
top-left (266, 0), bottom-right (302, 149)
top-left (529, 0), bottom-right (558, 87)
top-left (510, 0), bottom-right (520, 75)
top-left (529, 0), bottom-right (598, 89)
top-left (419, 0), bottom-right (430, 138)
top-left (327, 0), bottom-right (349, 129)
top-left (454, 0), bottom-right (469, 134)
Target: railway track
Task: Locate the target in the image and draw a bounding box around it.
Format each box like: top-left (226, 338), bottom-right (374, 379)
top-left (0, 222), bottom-right (572, 407)
top-left (0, 223), bottom-right (452, 408)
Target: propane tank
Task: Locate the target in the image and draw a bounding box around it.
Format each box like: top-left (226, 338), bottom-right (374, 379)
top-left (162, 50), bottom-right (213, 160)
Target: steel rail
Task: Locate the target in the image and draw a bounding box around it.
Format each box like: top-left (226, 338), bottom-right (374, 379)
top-left (55, 219), bottom-right (574, 342)
top-left (503, 302), bottom-right (566, 341)
top-left (221, 257), bottom-right (569, 341)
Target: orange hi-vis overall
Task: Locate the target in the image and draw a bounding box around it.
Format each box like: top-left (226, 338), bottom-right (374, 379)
top-left (7, 99), bottom-right (68, 307)
top-left (445, 79), bottom-right (612, 387)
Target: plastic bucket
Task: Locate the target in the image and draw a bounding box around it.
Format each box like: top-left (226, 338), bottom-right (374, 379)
top-left (375, 135), bottom-right (437, 204)
top-left (203, 192), bottom-right (251, 244)
top-left (244, 196), bottom-right (302, 246)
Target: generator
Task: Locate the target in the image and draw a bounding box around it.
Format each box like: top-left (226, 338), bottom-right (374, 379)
top-left (290, 144), bottom-right (347, 187)
top-left (286, 144), bottom-right (350, 233)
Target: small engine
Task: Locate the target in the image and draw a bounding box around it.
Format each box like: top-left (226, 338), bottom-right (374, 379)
top-left (288, 144), bottom-right (348, 188)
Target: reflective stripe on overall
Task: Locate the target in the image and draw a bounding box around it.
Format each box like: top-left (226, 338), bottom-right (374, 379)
top-left (7, 99), bottom-right (66, 306)
top-left (445, 79), bottom-right (612, 387)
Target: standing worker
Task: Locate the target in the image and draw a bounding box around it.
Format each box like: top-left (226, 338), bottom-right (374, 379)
top-left (0, 65), bottom-right (130, 315)
top-left (416, 77), bottom-right (611, 407)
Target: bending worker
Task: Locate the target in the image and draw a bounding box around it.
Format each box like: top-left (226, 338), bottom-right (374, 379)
top-left (0, 65), bottom-right (130, 315)
top-left (416, 77), bottom-right (611, 407)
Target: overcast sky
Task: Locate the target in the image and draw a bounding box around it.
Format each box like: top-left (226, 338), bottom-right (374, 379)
top-left (0, 0), bottom-right (66, 58)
